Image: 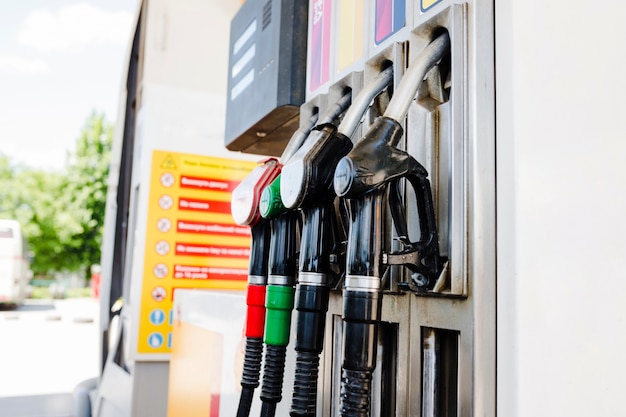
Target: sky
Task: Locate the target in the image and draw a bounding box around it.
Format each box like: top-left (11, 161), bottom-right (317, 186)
top-left (0, 0), bottom-right (140, 170)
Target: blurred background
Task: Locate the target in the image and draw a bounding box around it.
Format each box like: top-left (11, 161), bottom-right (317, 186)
top-left (0, 2), bottom-right (138, 415)
top-left (1, 1), bottom-right (137, 288)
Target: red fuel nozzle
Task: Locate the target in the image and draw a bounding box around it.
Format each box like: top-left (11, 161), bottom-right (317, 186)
top-left (232, 159), bottom-right (281, 417)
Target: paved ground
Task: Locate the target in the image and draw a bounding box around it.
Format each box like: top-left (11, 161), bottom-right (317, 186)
top-left (0, 298), bottom-right (100, 417)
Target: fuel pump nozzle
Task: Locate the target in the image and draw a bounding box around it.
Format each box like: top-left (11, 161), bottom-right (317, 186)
top-left (231, 158), bottom-right (282, 417)
top-left (256, 92), bottom-right (354, 417)
top-left (279, 67), bottom-right (394, 417)
top-left (334, 116), bottom-right (442, 289)
top-left (332, 32), bottom-right (450, 417)
top-left (232, 113), bottom-right (319, 417)
top-left (257, 177), bottom-right (300, 417)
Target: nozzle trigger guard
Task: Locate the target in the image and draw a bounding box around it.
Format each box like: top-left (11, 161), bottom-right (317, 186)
top-left (384, 157), bottom-right (442, 292)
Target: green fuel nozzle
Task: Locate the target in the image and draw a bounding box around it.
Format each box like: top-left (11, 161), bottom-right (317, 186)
top-left (234, 113), bottom-right (319, 417)
top-left (259, 205), bottom-right (300, 417)
top-left (260, 175), bottom-right (287, 219)
top-left (258, 90), bottom-right (354, 417)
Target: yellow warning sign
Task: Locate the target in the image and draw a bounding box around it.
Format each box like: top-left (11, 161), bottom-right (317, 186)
top-left (161, 154), bottom-right (177, 170)
top-left (137, 150), bottom-right (257, 355)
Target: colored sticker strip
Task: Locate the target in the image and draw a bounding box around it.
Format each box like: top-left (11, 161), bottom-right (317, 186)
top-left (337, 0), bottom-right (364, 72)
top-left (375, 0), bottom-right (406, 45)
top-left (420, 0), bottom-right (442, 13)
top-left (309, 0), bottom-right (332, 91)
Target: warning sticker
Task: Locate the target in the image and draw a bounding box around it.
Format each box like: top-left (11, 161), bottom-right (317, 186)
top-left (161, 154), bottom-right (177, 170)
top-left (137, 150), bottom-right (256, 355)
top-left (160, 172), bottom-right (175, 188)
top-left (152, 286), bottom-right (167, 302)
top-left (309, 0), bottom-right (332, 92)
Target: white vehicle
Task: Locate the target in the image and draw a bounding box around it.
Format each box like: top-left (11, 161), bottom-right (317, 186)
top-left (0, 219), bottom-right (31, 306)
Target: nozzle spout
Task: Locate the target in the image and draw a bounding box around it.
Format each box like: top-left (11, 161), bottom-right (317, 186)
top-left (338, 66), bottom-right (394, 139)
top-left (383, 32), bottom-right (450, 123)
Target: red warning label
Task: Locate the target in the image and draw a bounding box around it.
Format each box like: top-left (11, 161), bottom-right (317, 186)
top-left (176, 220), bottom-right (250, 236)
top-left (173, 264), bottom-right (248, 280)
top-left (175, 242), bottom-right (251, 258)
top-left (178, 197), bottom-right (232, 213)
top-left (179, 175), bottom-right (239, 192)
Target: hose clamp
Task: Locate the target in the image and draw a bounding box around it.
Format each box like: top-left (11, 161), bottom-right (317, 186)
top-left (248, 275), bottom-right (266, 285)
top-left (268, 275), bottom-right (295, 286)
top-left (344, 275), bottom-right (380, 292)
top-left (298, 272), bottom-right (328, 286)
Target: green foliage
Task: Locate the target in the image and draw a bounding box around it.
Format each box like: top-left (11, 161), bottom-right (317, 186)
top-left (0, 111), bottom-right (113, 278)
top-left (60, 112), bottom-right (113, 276)
top-left (29, 286), bottom-right (92, 299)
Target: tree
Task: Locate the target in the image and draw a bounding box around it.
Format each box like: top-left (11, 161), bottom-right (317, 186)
top-left (0, 154), bottom-right (16, 214)
top-left (0, 154), bottom-right (66, 276)
top-left (14, 169), bottom-right (67, 275)
top-left (0, 112), bottom-right (113, 278)
top-left (60, 111), bottom-right (113, 277)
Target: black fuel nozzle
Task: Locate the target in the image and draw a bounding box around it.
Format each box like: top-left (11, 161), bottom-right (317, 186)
top-left (279, 116), bottom-right (354, 417)
top-left (281, 124), bottom-right (353, 209)
top-left (332, 32), bottom-right (450, 417)
top-left (334, 116), bottom-right (442, 291)
top-left (281, 66), bottom-right (394, 211)
top-left (287, 199), bottom-right (341, 417)
top-left (253, 91), bottom-right (354, 417)
top-left (278, 68), bottom-right (394, 417)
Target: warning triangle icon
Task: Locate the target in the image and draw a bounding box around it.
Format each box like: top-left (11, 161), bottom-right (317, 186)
top-left (161, 154), bottom-right (177, 170)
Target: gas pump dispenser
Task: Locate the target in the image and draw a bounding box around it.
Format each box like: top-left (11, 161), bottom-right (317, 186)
top-left (226, 1), bottom-right (496, 416)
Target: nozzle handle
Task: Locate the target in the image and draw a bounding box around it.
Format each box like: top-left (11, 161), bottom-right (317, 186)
top-left (334, 117), bottom-right (422, 198)
top-left (334, 117), bottom-right (443, 290)
top-left (386, 164), bottom-right (442, 290)
top-left (248, 222), bottom-right (271, 280)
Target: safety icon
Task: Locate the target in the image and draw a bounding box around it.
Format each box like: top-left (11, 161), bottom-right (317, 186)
top-left (149, 309), bottom-right (166, 325)
top-left (157, 217), bottom-right (172, 233)
top-left (151, 286), bottom-right (167, 302)
top-left (155, 240), bottom-right (170, 256)
top-left (158, 195), bottom-right (174, 210)
top-left (160, 172), bottom-right (175, 188)
top-left (148, 332), bottom-right (164, 348)
top-left (153, 263), bottom-right (168, 279)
